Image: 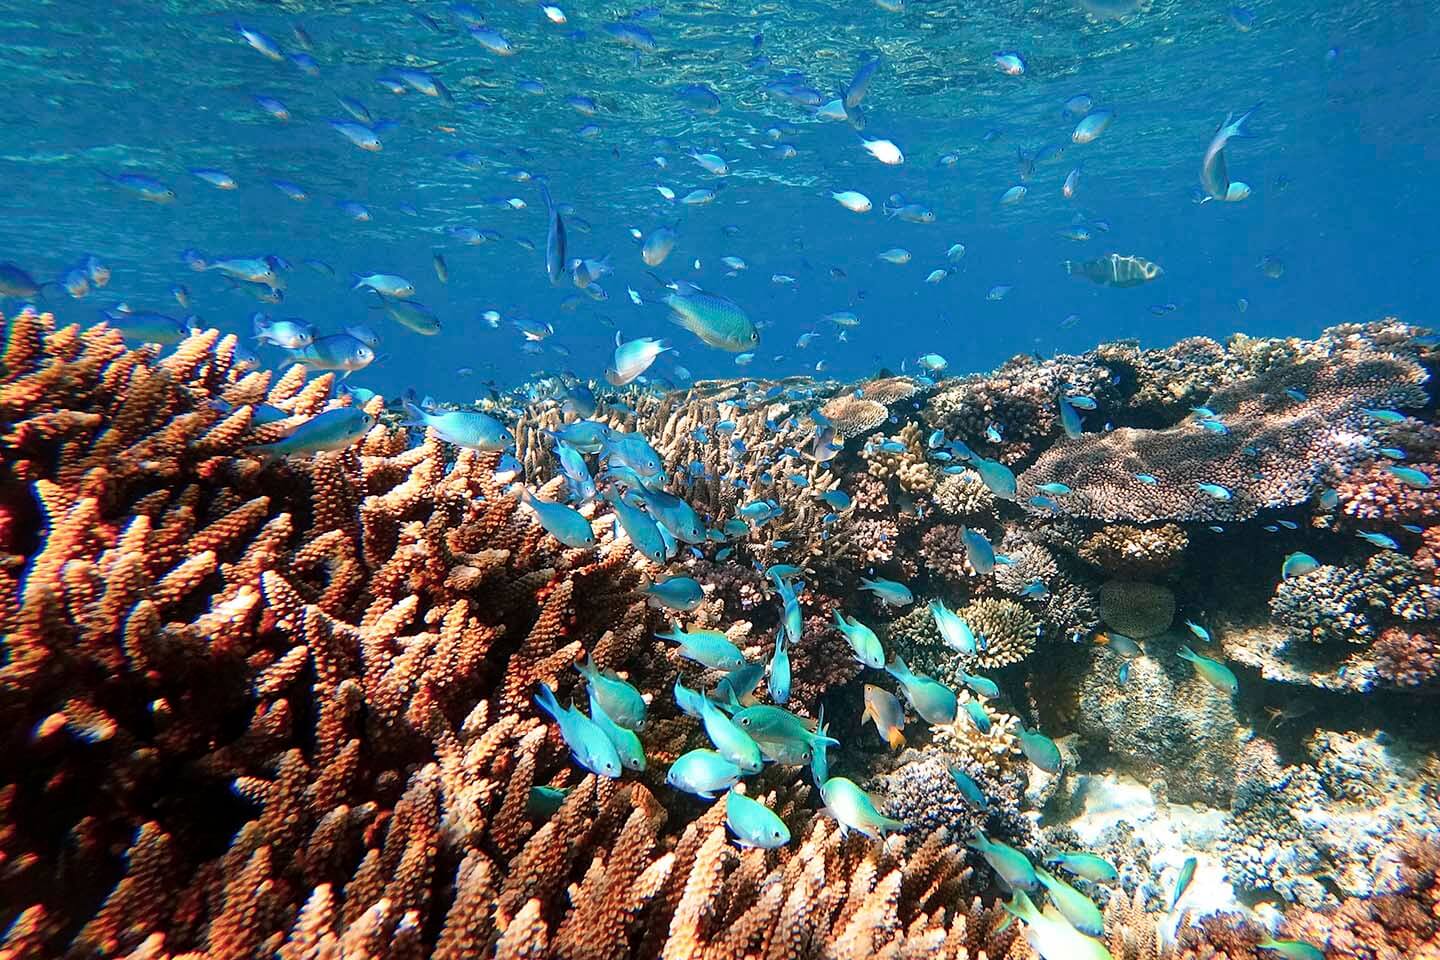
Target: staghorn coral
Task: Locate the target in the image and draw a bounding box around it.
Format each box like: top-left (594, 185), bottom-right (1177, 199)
top-left (1099, 580), bottom-right (1177, 638)
top-left (1078, 524), bottom-right (1189, 580)
top-left (1019, 350), bottom-right (1430, 522)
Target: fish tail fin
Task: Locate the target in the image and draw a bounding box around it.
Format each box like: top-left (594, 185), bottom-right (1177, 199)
top-left (1177, 645), bottom-right (1198, 663)
top-left (533, 681), bottom-right (562, 720)
top-left (967, 829), bottom-right (989, 850)
top-left (539, 182), bottom-right (554, 211)
top-left (400, 399), bottom-right (426, 427)
top-left (1003, 891), bottom-right (1041, 924)
top-left (886, 727), bottom-right (906, 750)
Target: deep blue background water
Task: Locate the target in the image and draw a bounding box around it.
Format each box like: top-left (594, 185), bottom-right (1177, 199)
top-left (2, 0), bottom-right (1436, 402)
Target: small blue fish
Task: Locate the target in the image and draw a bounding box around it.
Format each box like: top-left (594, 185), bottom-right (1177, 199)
top-left (251, 407), bottom-right (374, 456)
top-left (1196, 418), bottom-right (1229, 435)
top-left (964, 699), bottom-right (991, 734)
top-left (666, 749), bottom-right (742, 799)
top-left (1284, 388), bottom-right (1307, 402)
top-left (1318, 488), bottom-right (1340, 510)
top-left (1357, 531), bottom-right (1399, 550)
top-left (725, 789), bottom-right (790, 848)
top-left (576, 655), bottom-right (647, 731)
top-left (656, 622), bottom-right (747, 670)
top-left (833, 610), bottom-right (885, 668)
top-left (820, 490), bottom-right (852, 509)
top-left (1019, 581), bottom-right (1049, 599)
top-left (1196, 482), bottom-right (1232, 501)
top-left (520, 490), bottom-right (596, 548)
top-left (986, 424), bottom-right (1004, 443)
top-left (1379, 447), bottom-right (1406, 459)
top-left (1184, 620), bottom-right (1210, 642)
top-left (1387, 465), bottom-right (1432, 489)
top-left (534, 682), bottom-right (622, 778)
top-left (1028, 495), bottom-right (1061, 513)
top-left (588, 690), bottom-right (646, 772)
top-left (1057, 394), bottom-right (1083, 439)
top-left (643, 576), bottom-right (704, 611)
top-left (1402, 524), bottom-right (1424, 533)
top-left (769, 630), bottom-right (791, 704)
top-left (1036, 482), bottom-right (1072, 495)
top-left (1135, 473), bottom-right (1159, 485)
top-left (961, 527), bottom-right (996, 575)
top-left (1276, 520), bottom-right (1298, 530)
top-left (1359, 407), bottom-right (1407, 424)
top-left (947, 765), bottom-right (988, 810)
top-left (1067, 396), bottom-right (1097, 410)
top-left (859, 577), bottom-right (913, 606)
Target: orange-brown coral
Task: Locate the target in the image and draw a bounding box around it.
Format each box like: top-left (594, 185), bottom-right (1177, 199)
top-left (1078, 523), bottom-right (1188, 579)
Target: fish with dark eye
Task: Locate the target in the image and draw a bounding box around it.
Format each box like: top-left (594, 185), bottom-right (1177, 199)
top-left (249, 406), bottom-right (376, 457)
top-left (970, 830), bottom-right (1039, 891)
top-left (642, 576), bottom-right (703, 611)
top-left (587, 691), bottom-right (646, 772)
top-left (859, 577), bottom-right (912, 606)
top-left (656, 622), bottom-right (746, 670)
top-left (518, 490), bottom-right (596, 548)
top-left (1065, 253), bottom-right (1162, 287)
top-left (1017, 727), bottom-right (1062, 773)
top-left (861, 684), bottom-right (906, 749)
top-left (666, 749), bottom-right (742, 798)
top-left (535, 682), bottom-right (621, 778)
top-left (1044, 851), bottom-right (1118, 883)
top-left (833, 611), bottom-right (885, 668)
top-left (725, 789), bottom-right (790, 848)
top-left (819, 777), bottom-right (905, 838)
top-left (1201, 107), bottom-right (1256, 200)
top-left (697, 696), bottom-right (763, 773)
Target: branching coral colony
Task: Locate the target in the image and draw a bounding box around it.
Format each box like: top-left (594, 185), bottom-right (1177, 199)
top-left (1, 309), bottom-right (1437, 959)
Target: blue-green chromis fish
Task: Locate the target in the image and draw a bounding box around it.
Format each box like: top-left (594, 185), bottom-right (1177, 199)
top-left (955, 666), bottom-right (999, 699)
top-left (972, 457), bottom-right (1018, 499)
top-left (1177, 646), bottom-right (1238, 696)
top-left (519, 489), bottom-right (596, 548)
top-left (931, 599), bottom-right (978, 654)
top-left (402, 401), bottom-right (512, 450)
top-left (575, 655), bottom-right (646, 730)
top-left (1256, 939), bottom-right (1324, 960)
top-left (656, 622), bottom-right (746, 670)
top-left (821, 777), bottom-right (905, 839)
top-left (961, 526), bottom-right (996, 574)
top-left (725, 789), bottom-right (791, 849)
top-left (1359, 407), bottom-right (1407, 424)
top-left (885, 656), bottom-right (957, 724)
top-left (642, 575), bottom-right (703, 611)
top-left (714, 661), bottom-right (766, 707)
top-left (1057, 393), bottom-right (1082, 439)
top-left (284, 333), bottom-right (375, 373)
top-left (640, 487), bottom-right (707, 544)
top-left (534, 682), bottom-right (622, 778)
top-left (969, 830), bottom-right (1039, 891)
top-left (588, 689), bottom-right (646, 772)
top-left (1196, 482), bottom-right (1232, 501)
top-left (1004, 890), bottom-right (1112, 960)
top-left (1044, 851), bottom-right (1118, 883)
top-left (526, 785), bottom-right (571, 818)
top-left (608, 491), bottom-right (667, 564)
top-left (1386, 465), bottom-right (1432, 489)
top-left (769, 630), bottom-right (792, 703)
top-left (1017, 726), bottom-right (1063, 773)
top-left (860, 577), bottom-right (913, 606)
top-left (664, 286), bottom-right (759, 352)
top-left (833, 610), bottom-right (885, 668)
top-left (1035, 867), bottom-right (1104, 937)
top-left (1170, 856), bottom-right (1197, 910)
top-left (964, 699), bottom-right (992, 734)
top-left (948, 765), bottom-right (989, 810)
top-left (666, 749), bottom-right (742, 799)
top-left (1282, 551), bottom-right (1320, 579)
top-left (252, 407), bottom-right (374, 456)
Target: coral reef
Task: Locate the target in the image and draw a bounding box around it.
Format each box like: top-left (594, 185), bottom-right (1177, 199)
top-left (1078, 524), bottom-right (1189, 580)
top-left (5, 310), bottom-right (1440, 959)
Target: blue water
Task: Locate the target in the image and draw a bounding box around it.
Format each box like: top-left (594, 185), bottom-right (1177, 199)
top-left (2, 0), bottom-right (1437, 399)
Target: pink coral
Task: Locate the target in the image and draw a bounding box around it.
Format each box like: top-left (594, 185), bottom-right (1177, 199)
top-left (1373, 626), bottom-right (1440, 688)
top-left (1337, 461), bottom-right (1440, 523)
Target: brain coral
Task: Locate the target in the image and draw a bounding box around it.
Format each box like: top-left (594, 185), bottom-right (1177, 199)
top-left (1018, 352), bottom-right (1429, 522)
top-left (1099, 580), bottom-right (1176, 638)
top-left (1078, 523), bottom-right (1188, 579)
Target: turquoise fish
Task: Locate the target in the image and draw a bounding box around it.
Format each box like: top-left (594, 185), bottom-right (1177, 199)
top-left (1256, 939), bottom-right (1324, 960)
top-left (860, 577), bottom-right (913, 606)
top-left (725, 789), bottom-right (791, 848)
top-left (769, 629), bottom-right (791, 704)
top-left (1004, 891), bottom-right (1113, 960)
top-left (948, 765), bottom-right (989, 810)
top-left (821, 777), bottom-right (905, 839)
top-left (534, 682), bottom-right (621, 778)
top-left (833, 610), bottom-right (885, 668)
top-left (970, 830), bottom-right (1039, 891)
top-left (1170, 856), bottom-right (1197, 910)
top-left (402, 404), bottom-right (512, 450)
top-left (642, 575), bottom-right (703, 611)
top-left (576, 655), bottom-right (647, 730)
top-left (1017, 727), bottom-right (1063, 773)
top-left (1281, 552), bottom-right (1320, 579)
top-left (520, 489), bottom-right (596, 548)
top-left (252, 407), bottom-right (374, 456)
top-left (1044, 851), bottom-right (1118, 883)
top-left (1035, 867), bottom-right (1104, 936)
top-left (885, 655), bottom-right (957, 724)
top-left (656, 622), bottom-right (746, 670)
top-left (930, 599), bottom-right (978, 654)
top-left (1177, 646), bottom-right (1238, 696)
top-left (588, 690), bottom-right (646, 772)
top-left (698, 696), bottom-right (763, 773)
top-left (955, 666), bottom-right (1000, 699)
top-left (666, 749), bottom-right (742, 799)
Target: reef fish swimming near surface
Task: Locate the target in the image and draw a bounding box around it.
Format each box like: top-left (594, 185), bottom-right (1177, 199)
top-left (1064, 253), bottom-right (1163, 287)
